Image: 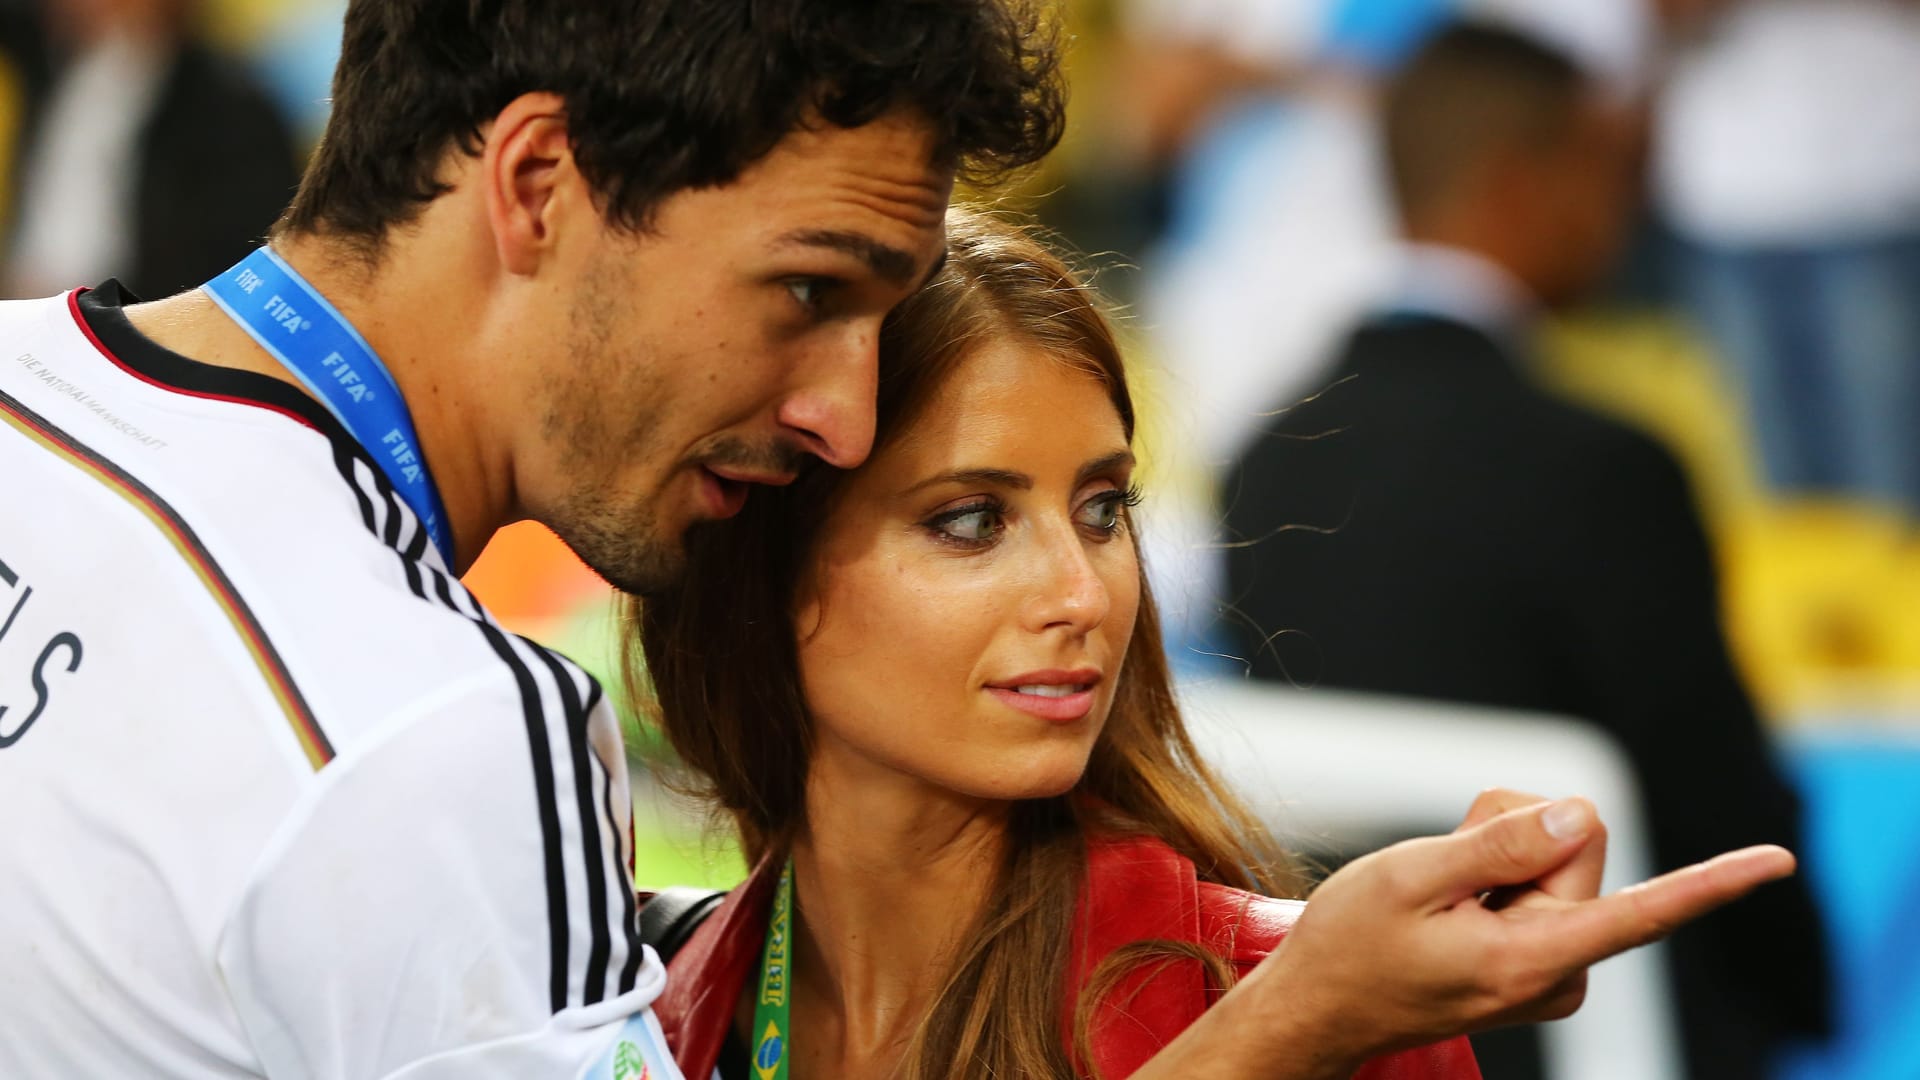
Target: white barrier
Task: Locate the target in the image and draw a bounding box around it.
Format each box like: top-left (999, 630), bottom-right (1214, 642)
top-left (1177, 679), bottom-right (1683, 1080)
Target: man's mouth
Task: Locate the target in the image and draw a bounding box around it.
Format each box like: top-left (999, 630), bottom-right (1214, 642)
top-left (696, 466), bottom-right (751, 520)
top-left (687, 442), bottom-right (807, 521)
top-left (705, 463), bottom-right (800, 488)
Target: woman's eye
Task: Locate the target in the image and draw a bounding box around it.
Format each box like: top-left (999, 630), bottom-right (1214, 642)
top-left (927, 503), bottom-right (1004, 544)
top-left (1078, 496), bottom-right (1119, 534)
top-left (1076, 487), bottom-right (1139, 537)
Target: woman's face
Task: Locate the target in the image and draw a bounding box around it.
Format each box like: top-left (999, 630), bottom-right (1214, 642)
top-left (794, 339), bottom-right (1142, 803)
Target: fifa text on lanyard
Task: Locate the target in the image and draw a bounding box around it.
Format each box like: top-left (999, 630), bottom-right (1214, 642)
top-left (203, 247), bottom-right (453, 567)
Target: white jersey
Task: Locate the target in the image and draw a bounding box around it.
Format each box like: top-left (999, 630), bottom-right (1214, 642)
top-left (0, 283), bottom-right (681, 1080)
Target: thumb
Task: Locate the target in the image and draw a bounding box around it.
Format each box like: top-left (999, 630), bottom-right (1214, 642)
top-left (1418, 798), bottom-right (1599, 909)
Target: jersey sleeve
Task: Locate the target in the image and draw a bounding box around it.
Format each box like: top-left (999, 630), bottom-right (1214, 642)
top-left (216, 651), bottom-right (678, 1080)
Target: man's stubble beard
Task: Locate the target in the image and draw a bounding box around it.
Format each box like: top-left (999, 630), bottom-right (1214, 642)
top-left (538, 270), bottom-right (688, 597)
top-left (549, 484), bottom-right (687, 597)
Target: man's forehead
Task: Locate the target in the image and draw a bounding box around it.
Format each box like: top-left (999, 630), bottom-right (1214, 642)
top-left (746, 111), bottom-right (953, 220)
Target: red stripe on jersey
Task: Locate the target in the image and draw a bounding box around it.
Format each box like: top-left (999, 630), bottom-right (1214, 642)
top-left (66, 289), bottom-right (323, 433)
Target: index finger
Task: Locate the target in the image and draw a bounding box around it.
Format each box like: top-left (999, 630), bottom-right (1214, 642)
top-left (1517, 845), bottom-right (1796, 972)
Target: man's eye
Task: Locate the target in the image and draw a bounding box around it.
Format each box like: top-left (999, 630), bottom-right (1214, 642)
top-left (786, 278), bottom-right (829, 311)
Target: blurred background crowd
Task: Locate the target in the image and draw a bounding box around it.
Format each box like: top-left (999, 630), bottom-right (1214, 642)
top-left (3, 0), bottom-right (1915, 1077)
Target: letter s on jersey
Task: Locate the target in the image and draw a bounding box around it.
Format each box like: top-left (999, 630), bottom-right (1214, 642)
top-left (0, 632), bottom-right (83, 748)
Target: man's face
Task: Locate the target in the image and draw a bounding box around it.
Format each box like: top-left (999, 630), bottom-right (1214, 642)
top-left (518, 110), bottom-right (952, 595)
top-left (1532, 102), bottom-right (1644, 307)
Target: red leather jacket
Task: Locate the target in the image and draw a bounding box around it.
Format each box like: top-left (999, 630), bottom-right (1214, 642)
top-left (652, 832), bottom-right (1480, 1079)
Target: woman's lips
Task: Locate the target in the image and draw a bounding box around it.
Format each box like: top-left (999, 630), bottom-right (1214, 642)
top-left (985, 670), bottom-right (1101, 723)
top-left (987, 686), bottom-right (1096, 722)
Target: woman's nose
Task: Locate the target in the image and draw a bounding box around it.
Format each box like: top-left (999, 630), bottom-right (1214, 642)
top-left (1026, 529), bottom-right (1111, 635)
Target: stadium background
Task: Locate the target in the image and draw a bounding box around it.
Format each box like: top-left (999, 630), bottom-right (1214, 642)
top-left (2, 1), bottom-right (1915, 1076)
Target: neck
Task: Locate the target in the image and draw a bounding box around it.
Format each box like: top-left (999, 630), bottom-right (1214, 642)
top-left (122, 233), bottom-right (512, 572)
top-left (1413, 203), bottom-right (1559, 292)
top-left (784, 750), bottom-right (1012, 1067)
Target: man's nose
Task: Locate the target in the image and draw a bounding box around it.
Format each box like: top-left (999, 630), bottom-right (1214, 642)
top-left (776, 327), bottom-right (879, 469)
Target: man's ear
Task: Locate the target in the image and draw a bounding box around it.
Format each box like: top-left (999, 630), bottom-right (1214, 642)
top-left (481, 91), bottom-right (580, 277)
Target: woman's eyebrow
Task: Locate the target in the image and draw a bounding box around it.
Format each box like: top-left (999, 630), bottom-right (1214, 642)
top-left (901, 451), bottom-right (1133, 497)
top-left (1076, 450), bottom-right (1135, 486)
top-left (903, 467), bottom-right (1031, 495)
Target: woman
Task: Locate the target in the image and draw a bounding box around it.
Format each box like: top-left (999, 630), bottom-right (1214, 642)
top-left (629, 207), bottom-right (1479, 1079)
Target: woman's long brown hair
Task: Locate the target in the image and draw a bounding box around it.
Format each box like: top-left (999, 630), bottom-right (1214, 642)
top-left (628, 207), bottom-right (1293, 1078)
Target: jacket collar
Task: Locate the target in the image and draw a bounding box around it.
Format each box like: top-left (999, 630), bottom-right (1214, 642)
top-left (652, 848), bottom-right (784, 1080)
top-left (1068, 831), bottom-right (1211, 1076)
top-left (1381, 242), bottom-right (1539, 345)
top-left (654, 830), bottom-right (1218, 1079)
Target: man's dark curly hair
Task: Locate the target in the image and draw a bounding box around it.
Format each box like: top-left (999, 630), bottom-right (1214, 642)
top-left (279, 0), bottom-right (1065, 245)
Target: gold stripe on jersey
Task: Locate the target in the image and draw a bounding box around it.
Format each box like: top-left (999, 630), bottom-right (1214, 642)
top-left (0, 391), bottom-right (333, 769)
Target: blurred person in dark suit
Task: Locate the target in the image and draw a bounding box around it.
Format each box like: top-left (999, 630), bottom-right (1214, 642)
top-left (1221, 23), bottom-right (1828, 1080)
top-left (0, 0), bottom-right (298, 299)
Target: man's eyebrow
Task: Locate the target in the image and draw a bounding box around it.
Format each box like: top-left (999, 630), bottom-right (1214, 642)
top-left (903, 467), bottom-right (1032, 496)
top-left (915, 245), bottom-right (950, 291)
top-left (777, 228), bottom-right (921, 287)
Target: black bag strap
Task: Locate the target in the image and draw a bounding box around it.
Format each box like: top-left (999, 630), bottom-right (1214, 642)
top-left (637, 886), bottom-right (727, 965)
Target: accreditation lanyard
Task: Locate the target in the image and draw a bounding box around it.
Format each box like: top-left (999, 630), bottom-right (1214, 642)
top-left (202, 246), bottom-right (453, 566)
top-left (751, 859), bottom-right (795, 1080)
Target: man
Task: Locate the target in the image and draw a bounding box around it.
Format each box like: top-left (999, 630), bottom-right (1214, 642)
top-left (0, 2), bottom-right (1791, 1077)
top-left (0, 3), bottom-right (1056, 1075)
top-left (1223, 23), bottom-right (1829, 1079)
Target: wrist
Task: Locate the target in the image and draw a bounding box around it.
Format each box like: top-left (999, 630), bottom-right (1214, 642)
top-left (1223, 947), bottom-right (1365, 1080)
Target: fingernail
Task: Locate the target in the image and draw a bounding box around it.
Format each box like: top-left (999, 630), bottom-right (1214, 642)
top-left (1542, 798), bottom-right (1592, 841)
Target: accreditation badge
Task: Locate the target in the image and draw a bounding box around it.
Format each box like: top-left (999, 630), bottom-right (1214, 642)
top-left (586, 1010), bottom-right (686, 1080)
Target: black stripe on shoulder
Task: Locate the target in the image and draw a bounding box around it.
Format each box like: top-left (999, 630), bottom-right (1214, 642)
top-left (330, 441), bottom-right (378, 534)
top-left (405, 553), bottom-right (606, 1006)
top-left (530, 644), bottom-right (614, 1005)
top-left (404, 561), bottom-right (568, 1009)
top-left (478, 621), bottom-right (572, 1012)
top-left (570, 668), bottom-right (641, 993)
top-left (401, 503), bottom-right (430, 562)
top-left (425, 564), bottom-right (470, 619)
top-left (311, 383), bottom-right (434, 568)
top-left (358, 447), bottom-right (433, 562)
top-left (365, 457), bottom-right (404, 551)
top-left (610, 754), bottom-right (646, 995)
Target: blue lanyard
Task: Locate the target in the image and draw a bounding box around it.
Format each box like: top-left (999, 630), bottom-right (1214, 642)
top-left (203, 247), bottom-right (452, 566)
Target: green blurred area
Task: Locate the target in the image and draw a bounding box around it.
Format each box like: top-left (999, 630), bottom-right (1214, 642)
top-left (629, 815), bottom-right (746, 892)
